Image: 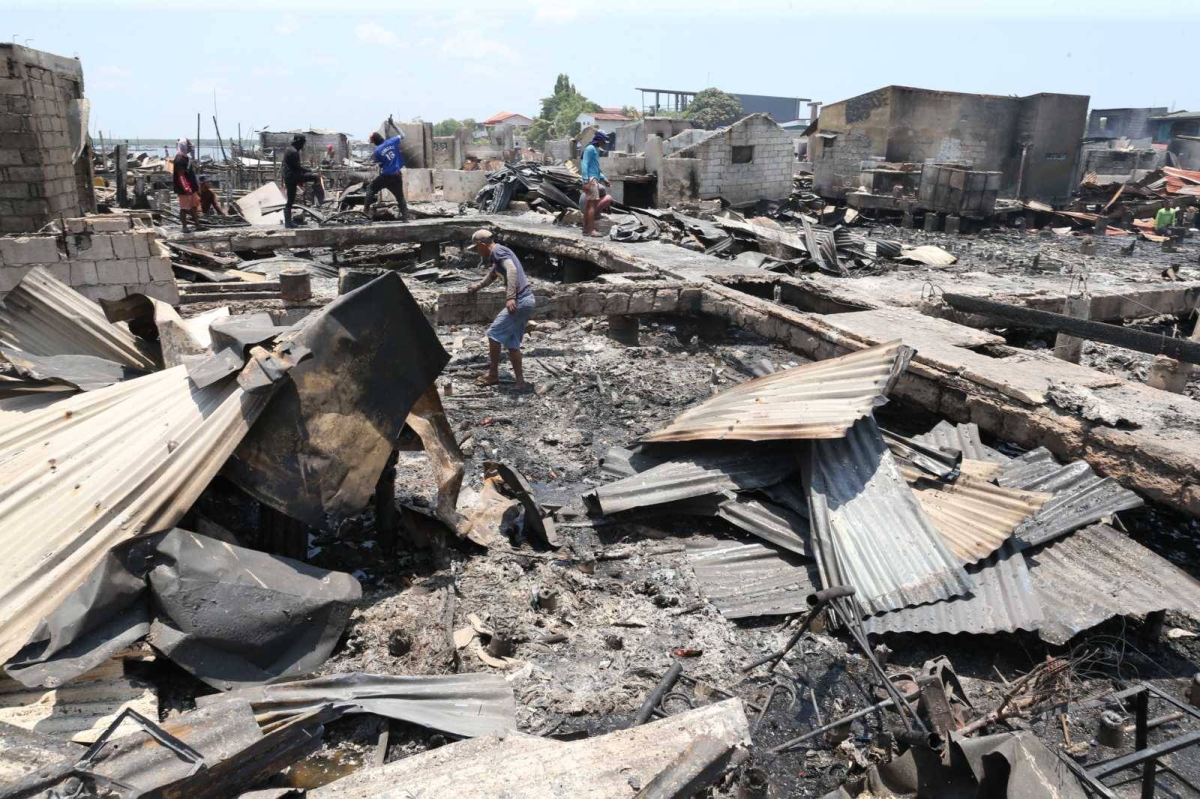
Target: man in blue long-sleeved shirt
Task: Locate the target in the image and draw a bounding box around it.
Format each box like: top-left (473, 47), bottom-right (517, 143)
top-left (579, 131), bottom-right (609, 237)
top-left (364, 130), bottom-right (409, 221)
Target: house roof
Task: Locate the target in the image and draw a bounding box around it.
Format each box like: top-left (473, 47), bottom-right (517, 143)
top-left (482, 111), bottom-right (531, 126)
top-left (591, 112), bottom-right (632, 122)
top-left (1151, 110), bottom-right (1200, 122)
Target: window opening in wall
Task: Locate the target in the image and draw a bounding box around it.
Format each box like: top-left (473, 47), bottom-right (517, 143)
top-left (1099, 116), bottom-right (1108, 130)
top-left (732, 145), bottom-right (754, 164)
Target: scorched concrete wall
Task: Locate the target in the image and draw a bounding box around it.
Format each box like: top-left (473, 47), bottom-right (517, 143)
top-left (666, 114), bottom-right (794, 206)
top-left (0, 215), bottom-right (178, 303)
top-left (0, 44), bottom-right (96, 234)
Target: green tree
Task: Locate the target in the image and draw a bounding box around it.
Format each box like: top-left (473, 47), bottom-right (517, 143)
top-left (433, 119), bottom-right (461, 137)
top-left (685, 88), bottom-right (744, 129)
top-left (620, 105), bottom-right (641, 120)
top-left (528, 74), bottom-right (600, 148)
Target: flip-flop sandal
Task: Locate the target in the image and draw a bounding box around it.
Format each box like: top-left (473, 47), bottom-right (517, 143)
top-left (475, 375), bottom-right (499, 387)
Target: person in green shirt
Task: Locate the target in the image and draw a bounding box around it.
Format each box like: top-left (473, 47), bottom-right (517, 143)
top-left (1155, 202), bottom-right (1177, 233)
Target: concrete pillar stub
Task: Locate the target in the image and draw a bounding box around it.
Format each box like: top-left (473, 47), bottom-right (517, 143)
top-left (1053, 293), bottom-right (1090, 364)
top-left (608, 314), bottom-right (639, 346)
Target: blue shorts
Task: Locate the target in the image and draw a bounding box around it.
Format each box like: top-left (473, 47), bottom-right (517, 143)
top-left (486, 293), bottom-right (536, 350)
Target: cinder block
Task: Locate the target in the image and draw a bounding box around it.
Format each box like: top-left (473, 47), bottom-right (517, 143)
top-left (45, 262), bottom-right (71, 284)
top-left (0, 182), bottom-right (29, 200)
top-left (97, 258), bottom-right (140, 285)
top-left (131, 231), bottom-right (152, 257)
top-left (0, 264), bottom-right (32, 293)
top-left (69, 260), bottom-right (99, 286)
top-left (77, 284), bottom-right (128, 302)
top-left (141, 281), bottom-right (180, 305)
top-left (110, 233), bottom-right (137, 259)
top-left (146, 256), bottom-right (174, 281)
top-left (87, 216), bottom-right (132, 233)
top-left (66, 217), bottom-right (86, 234)
top-left (0, 235), bottom-right (60, 265)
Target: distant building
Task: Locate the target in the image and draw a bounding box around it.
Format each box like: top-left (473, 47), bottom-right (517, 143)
top-left (576, 110), bottom-right (633, 132)
top-left (259, 129), bottom-right (349, 166)
top-left (635, 88), bottom-right (811, 123)
top-left (1084, 107), bottom-right (1166, 146)
top-left (810, 85), bottom-right (1089, 206)
top-left (482, 112), bottom-right (533, 130)
top-left (1149, 110), bottom-right (1200, 144)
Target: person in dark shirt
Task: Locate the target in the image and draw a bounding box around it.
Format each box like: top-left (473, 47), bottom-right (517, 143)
top-left (172, 138), bottom-right (200, 232)
top-left (466, 229), bottom-right (536, 390)
top-left (198, 177), bottom-right (225, 216)
top-left (363, 131), bottom-right (409, 221)
top-left (282, 134), bottom-right (322, 228)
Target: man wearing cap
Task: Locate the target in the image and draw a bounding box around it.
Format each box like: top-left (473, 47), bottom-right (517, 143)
top-left (466, 229), bottom-right (536, 390)
top-left (580, 131), bottom-right (610, 237)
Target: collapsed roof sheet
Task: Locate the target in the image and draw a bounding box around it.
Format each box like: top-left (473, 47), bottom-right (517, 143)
top-left (226, 272), bottom-right (449, 529)
top-left (0, 358), bottom-right (288, 664)
top-left (902, 468), bottom-right (1051, 564)
top-left (0, 658), bottom-right (157, 744)
top-left (641, 342), bottom-right (911, 443)
top-left (0, 266), bottom-right (156, 370)
top-left (995, 449), bottom-right (1144, 549)
top-left (687, 539), bottom-right (819, 620)
top-left (913, 420), bottom-right (1010, 465)
top-left (1028, 524), bottom-right (1200, 645)
top-left (201, 672), bottom-right (517, 740)
top-left (862, 541), bottom-right (1045, 637)
top-left (807, 416), bottom-right (975, 616)
top-left (589, 445), bottom-right (798, 515)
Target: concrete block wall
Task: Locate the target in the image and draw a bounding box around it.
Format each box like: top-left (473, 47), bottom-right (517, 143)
top-left (441, 169), bottom-right (488, 203)
top-left (403, 168), bottom-right (436, 202)
top-left (669, 114), bottom-right (794, 205)
top-left (0, 215), bottom-right (178, 303)
top-left (545, 139), bottom-right (573, 162)
top-left (0, 44), bottom-right (96, 234)
top-left (436, 280), bottom-right (702, 326)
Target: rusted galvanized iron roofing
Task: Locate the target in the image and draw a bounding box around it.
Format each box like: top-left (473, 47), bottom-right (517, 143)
top-left (641, 342), bottom-right (911, 443)
top-left (902, 467), bottom-right (1051, 564)
top-left (686, 539), bottom-right (819, 620)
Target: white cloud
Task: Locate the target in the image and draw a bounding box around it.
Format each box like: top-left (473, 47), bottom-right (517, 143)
top-left (312, 54), bottom-right (338, 67)
top-left (531, 0), bottom-right (580, 23)
top-left (440, 28), bottom-right (517, 62)
top-left (275, 12), bottom-right (300, 35)
top-left (251, 64), bottom-right (293, 78)
top-left (355, 21), bottom-right (402, 47)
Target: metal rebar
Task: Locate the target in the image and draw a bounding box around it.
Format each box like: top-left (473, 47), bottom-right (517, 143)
top-left (769, 690), bottom-right (920, 754)
top-left (633, 660), bottom-right (683, 727)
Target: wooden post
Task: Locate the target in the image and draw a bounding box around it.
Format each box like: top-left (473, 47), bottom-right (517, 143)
top-left (1053, 291), bottom-right (1091, 364)
top-left (1147, 312), bottom-right (1200, 394)
top-left (114, 143), bottom-right (127, 207)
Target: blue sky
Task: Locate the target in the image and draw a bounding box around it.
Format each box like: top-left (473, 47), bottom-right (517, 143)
top-left (5, 0), bottom-right (1198, 142)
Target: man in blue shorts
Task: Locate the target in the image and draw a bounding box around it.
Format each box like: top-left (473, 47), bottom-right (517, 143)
top-left (466, 229), bottom-right (536, 390)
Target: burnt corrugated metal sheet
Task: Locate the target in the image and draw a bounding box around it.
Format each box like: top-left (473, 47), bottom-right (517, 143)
top-left (0, 357), bottom-right (288, 664)
top-left (0, 266), bottom-right (156, 370)
top-left (807, 416), bottom-right (975, 616)
top-left (862, 541), bottom-right (1045, 637)
top-left (996, 449), bottom-right (1144, 549)
top-left (200, 672), bottom-right (516, 740)
top-left (641, 342), bottom-right (911, 443)
top-left (1028, 523), bottom-right (1200, 645)
top-left (687, 539), bottom-right (819, 620)
top-left (590, 445), bottom-right (798, 515)
top-left (0, 658), bottom-right (157, 744)
top-left (715, 493), bottom-right (810, 557)
top-left (912, 421), bottom-right (1009, 465)
top-left (902, 467), bottom-right (1051, 564)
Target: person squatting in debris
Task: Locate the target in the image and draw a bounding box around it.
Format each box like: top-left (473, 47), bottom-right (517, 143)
top-left (198, 177), bottom-right (225, 216)
top-left (580, 132), bottom-right (611, 237)
top-left (282, 134), bottom-right (325, 229)
top-left (466, 229), bottom-right (536, 390)
top-left (364, 131), bottom-right (410, 222)
top-left (172, 138), bottom-right (201, 232)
